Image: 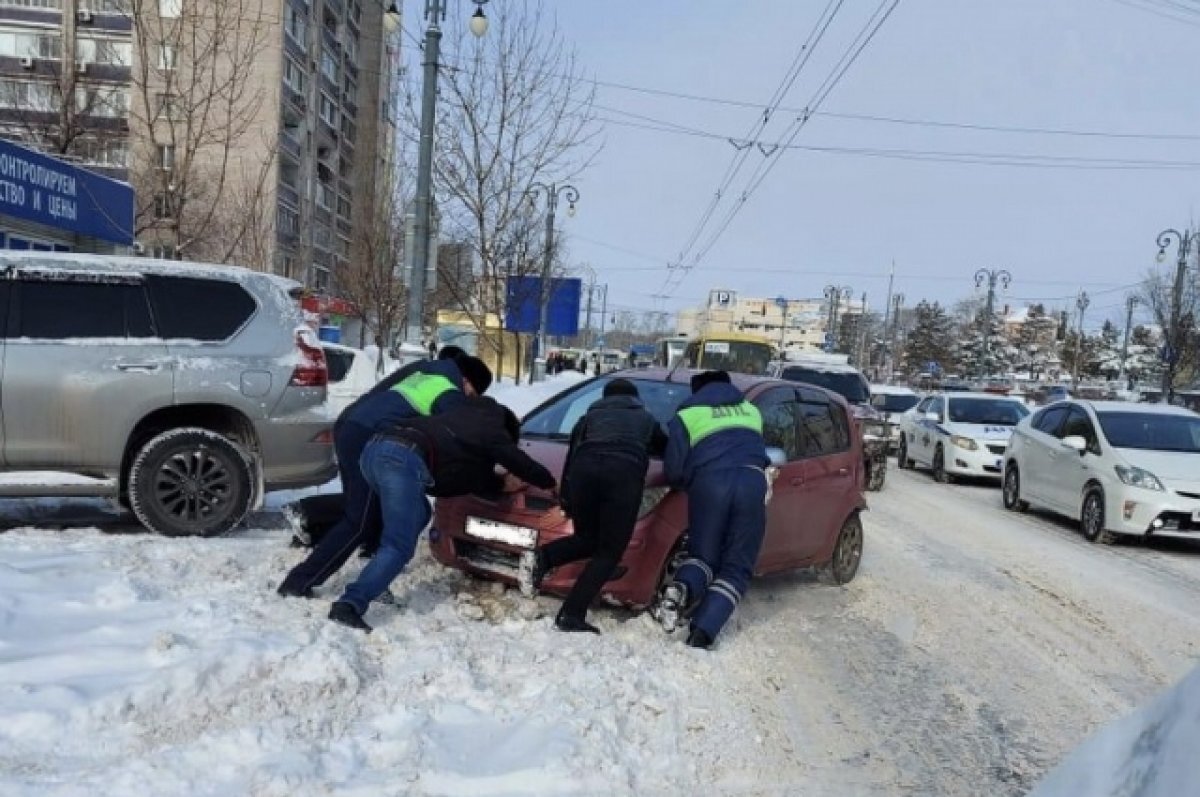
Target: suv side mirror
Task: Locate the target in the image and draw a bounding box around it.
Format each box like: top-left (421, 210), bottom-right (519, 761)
top-left (765, 446), bottom-right (788, 467)
top-left (1061, 435), bottom-right (1087, 453)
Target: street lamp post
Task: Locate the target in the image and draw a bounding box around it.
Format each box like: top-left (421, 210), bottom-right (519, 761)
top-left (527, 182), bottom-right (579, 372)
top-left (823, 285), bottom-right (851, 352)
top-left (774, 295), bottom-right (789, 351)
top-left (403, 0), bottom-right (488, 349)
top-left (973, 268), bottom-right (1012, 377)
top-left (887, 292), bottom-right (904, 383)
top-left (1155, 228), bottom-right (1198, 404)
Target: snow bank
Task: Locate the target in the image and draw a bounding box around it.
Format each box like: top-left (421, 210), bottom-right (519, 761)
top-left (490, 371), bottom-right (589, 419)
top-left (1030, 665), bottom-right (1200, 797)
top-left (0, 525), bottom-right (707, 797)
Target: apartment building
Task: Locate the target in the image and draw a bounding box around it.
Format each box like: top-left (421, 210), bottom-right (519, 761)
top-left (677, 288), bottom-right (865, 352)
top-left (0, 0), bottom-right (399, 289)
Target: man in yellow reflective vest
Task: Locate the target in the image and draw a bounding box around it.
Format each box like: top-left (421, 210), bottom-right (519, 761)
top-left (277, 354), bottom-right (493, 599)
top-left (660, 370), bottom-right (769, 649)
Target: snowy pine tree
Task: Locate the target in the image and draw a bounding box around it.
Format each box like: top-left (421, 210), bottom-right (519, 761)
top-left (902, 301), bottom-right (958, 377)
top-left (958, 307), bottom-right (1014, 378)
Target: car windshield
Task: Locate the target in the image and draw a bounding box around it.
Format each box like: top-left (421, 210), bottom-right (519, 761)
top-left (947, 397), bottom-right (1029, 425)
top-left (872, 393), bottom-right (919, 413)
top-left (1097, 412), bottom-right (1200, 453)
top-left (521, 377), bottom-right (690, 440)
top-left (780, 367), bottom-right (869, 404)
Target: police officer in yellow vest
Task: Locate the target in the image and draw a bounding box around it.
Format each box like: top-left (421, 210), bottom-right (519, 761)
top-left (278, 354), bottom-right (493, 600)
top-left (660, 370), bottom-right (769, 649)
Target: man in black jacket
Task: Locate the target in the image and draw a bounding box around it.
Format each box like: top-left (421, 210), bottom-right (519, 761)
top-left (328, 395), bottom-right (557, 633)
top-left (518, 378), bottom-right (667, 634)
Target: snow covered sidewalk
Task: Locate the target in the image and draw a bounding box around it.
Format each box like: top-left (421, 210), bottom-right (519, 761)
top-left (0, 524), bottom-right (712, 796)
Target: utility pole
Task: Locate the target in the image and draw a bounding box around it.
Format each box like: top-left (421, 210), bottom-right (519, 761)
top-left (880, 261), bottom-right (895, 379)
top-left (404, 0), bottom-right (489, 348)
top-left (888, 292), bottom-right (904, 383)
top-left (583, 278), bottom-right (595, 350)
top-left (1072, 290), bottom-right (1090, 388)
top-left (1118, 295), bottom-right (1139, 387)
top-left (857, 292), bottom-right (868, 367)
top-left (973, 268), bottom-right (1012, 377)
top-left (1155, 228), bottom-right (1197, 404)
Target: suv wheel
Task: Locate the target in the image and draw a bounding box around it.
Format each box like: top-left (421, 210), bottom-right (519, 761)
top-left (128, 428), bottom-right (254, 537)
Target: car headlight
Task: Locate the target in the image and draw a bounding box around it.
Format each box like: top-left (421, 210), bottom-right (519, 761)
top-left (950, 435), bottom-right (979, 451)
top-left (1114, 465), bottom-right (1165, 492)
top-left (639, 486), bottom-right (671, 517)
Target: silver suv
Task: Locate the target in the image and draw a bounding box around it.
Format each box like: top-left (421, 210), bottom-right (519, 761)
top-left (0, 252), bottom-right (336, 536)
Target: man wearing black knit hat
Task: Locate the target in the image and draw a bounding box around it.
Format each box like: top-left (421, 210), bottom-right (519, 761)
top-left (518, 378), bottom-right (667, 633)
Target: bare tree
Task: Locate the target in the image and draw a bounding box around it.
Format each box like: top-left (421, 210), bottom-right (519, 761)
top-left (126, 0), bottom-right (274, 262)
top-left (1139, 267), bottom-right (1199, 394)
top-left (336, 175), bottom-right (408, 356)
top-left (400, 0), bottom-right (600, 381)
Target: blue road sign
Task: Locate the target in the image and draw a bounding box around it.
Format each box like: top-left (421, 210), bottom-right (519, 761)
top-left (775, 295), bottom-right (788, 309)
top-left (504, 276), bottom-right (582, 336)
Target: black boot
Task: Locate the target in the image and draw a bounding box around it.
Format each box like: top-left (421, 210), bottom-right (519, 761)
top-left (554, 611), bottom-right (600, 635)
top-left (686, 627), bottom-right (714, 650)
top-left (277, 580), bottom-right (314, 599)
top-left (328, 601), bottom-right (372, 633)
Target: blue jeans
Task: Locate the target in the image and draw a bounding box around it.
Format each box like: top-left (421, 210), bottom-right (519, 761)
top-left (675, 466), bottom-right (767, 639)
top-left (338, 438), bottom-right (432, 614)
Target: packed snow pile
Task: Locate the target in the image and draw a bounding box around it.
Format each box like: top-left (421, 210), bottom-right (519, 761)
top-left (491, 371), bottom-right (588, 418)
top-left (0, 525), bottom-right (718, 796)
top-left (1030, 664), bottom-right (1200, 797)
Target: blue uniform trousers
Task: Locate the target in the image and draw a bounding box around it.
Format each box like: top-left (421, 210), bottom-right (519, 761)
top-left (674, 466), bottom-right (768, 639)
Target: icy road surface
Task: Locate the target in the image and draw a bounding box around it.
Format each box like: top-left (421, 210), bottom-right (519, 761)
top-left (2, 465), bottom-right (1199, 796)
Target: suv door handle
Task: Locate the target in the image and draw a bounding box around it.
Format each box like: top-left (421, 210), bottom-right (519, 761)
top-left (116, 363), bottom-right (161, 372)
top-left (838, 467), bottom-right (849, 476)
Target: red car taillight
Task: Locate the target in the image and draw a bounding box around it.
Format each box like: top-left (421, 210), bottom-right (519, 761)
top-left (290, 327), bottom-right (328, 387)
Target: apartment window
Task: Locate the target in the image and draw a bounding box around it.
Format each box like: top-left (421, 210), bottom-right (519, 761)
top-left (276, 205), bottom-right (298, 235)
top-left (76, 85), bottom-right (129, 117)
top-left (95, 0), bottom-right (132, 11)
top-left (339, 116), bottom-right (355, 143)
top-left (153, 193), bottom-right (174, 219)
top-left (0, 1), bottom-right (65, 9)
top-left (283, 57), bottom-right (306, 94)
top-left (0, 79), bottom-right (56, 112)
top-left (150, 244), bottom-right (177, 259)
top-left (157, 144), bottom-right (175, 170)
top-left (336, 194), bottom-right (351, 219)
top-left (157, 43), bottom-right (176, 70)
top-left (337, 236), bottom-right (351, 258)
top-left (155, 92), bottom-right (181, 120)
top-left (77, 138), bottom-right (128, 167)
top-left (78, 37), bottom-right (131, 66)
top-left (316, 181), bottom-right (335, 211)
top-left (285, 4), bottom-right (307, 48)
top-left (320, 47), bottom-right (338, 82)
top-left (343, 31), bottom-right (358, 64)
top-left (318, 92), bottom-right (337, 127)
top-left (0, 29), bottom-right (61, 60)
top-left (159, 0), bottom-right (182, 18)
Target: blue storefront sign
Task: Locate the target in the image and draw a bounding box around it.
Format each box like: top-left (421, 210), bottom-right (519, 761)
top-left (0, 138), bottom-right (133, 245)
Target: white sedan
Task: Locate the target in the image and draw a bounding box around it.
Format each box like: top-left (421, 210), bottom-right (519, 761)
top-left (1003, 400), bottom-right (1200, 543)
top-left (897, 392), bottom-right (1031, 483)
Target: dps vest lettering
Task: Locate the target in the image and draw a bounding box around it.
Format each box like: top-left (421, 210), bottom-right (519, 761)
top-left (678, 401), bottom-right (763, 445)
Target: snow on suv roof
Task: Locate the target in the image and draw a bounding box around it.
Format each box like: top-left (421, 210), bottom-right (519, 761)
top-left (0, 250), bottom-right (302, 292)
top-left (870, 384), bottom-right (916, 395)
top-left (941, 391), bottom-right (1026, 402)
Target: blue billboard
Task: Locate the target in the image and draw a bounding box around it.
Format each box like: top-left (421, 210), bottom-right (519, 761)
top-left (505, 276), bottom-right (582, 336)
top-left (0, 138), bottom-right (133, 245)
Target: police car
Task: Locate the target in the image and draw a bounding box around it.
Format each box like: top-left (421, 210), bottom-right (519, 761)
top-left (897, 392), bottom-right (1030, 483)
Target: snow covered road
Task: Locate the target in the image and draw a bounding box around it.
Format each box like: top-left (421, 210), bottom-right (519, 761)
top-left (3, 463), bottom-right (1199, 795)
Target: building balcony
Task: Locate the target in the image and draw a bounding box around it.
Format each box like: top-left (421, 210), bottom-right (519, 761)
top-left (278, 131), bottom-right (302, 160)
top-left (277, 181), bottom-right (300, 209)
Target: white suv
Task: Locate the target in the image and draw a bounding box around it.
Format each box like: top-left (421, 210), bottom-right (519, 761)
top-left (1003, 401), bottom-right (1200, 543)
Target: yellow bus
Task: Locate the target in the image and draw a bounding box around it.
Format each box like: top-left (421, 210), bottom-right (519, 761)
top-left (680, 333), bottom-right (775, 375)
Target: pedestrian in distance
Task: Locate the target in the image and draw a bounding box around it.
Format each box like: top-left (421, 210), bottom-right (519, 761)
top-left (657, 370), bottom-right (769, 650)
top-left (518, 378), bottom-right (668, 633)
top-left (329, 396), bottom-right (556, 632)
top-left (277, 353), bottom-right (493, 600)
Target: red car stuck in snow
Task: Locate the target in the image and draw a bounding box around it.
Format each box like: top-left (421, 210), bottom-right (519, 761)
top-left (428, 369), bottom-right (867, 611)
